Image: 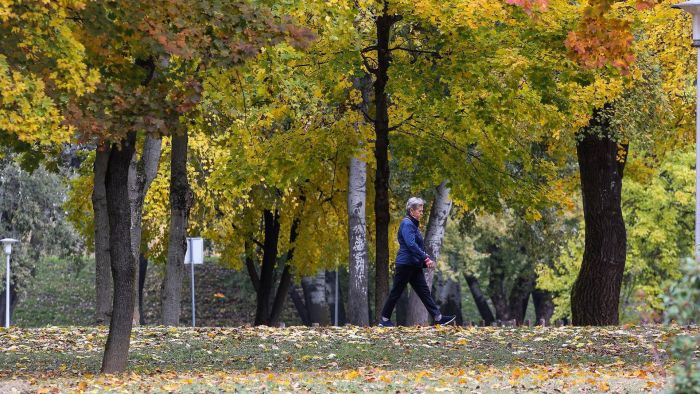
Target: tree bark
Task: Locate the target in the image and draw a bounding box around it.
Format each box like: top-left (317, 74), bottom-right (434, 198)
top-left (254, 210), bottom-right (280, 325)
top-left (532, 289), bottom-right (554, 325)
top-left (302, 272), bottom-right (329, 325)
top-left (161, 132), bottom-right (191, 326)
top-left (507, 273), bottom-right (534, 325)
top-left (571, 129), bottom-right (628, 326)
top-left (348, 156), bottom-right (370, 326)
top-left (129, 135), bottom-right (162, 325)
top-left (406, 181), bottom-right (452, 325)
top-left (464, 273), bottom-right (495, 325)
top-left (372, 11), bottom-right (401, 322)
top-left (436, 273), bottom-right (462, 326)
top-left (101, 132), bottom-right (137, 374)
top-left (138, 254), bottom-right (148, 325)
top-left (289, 284), bottom-right (311, 326)
top-left (486, 246), bottom-right (509, 321)
top-left (268, 219), bottom-right (300, 326)
top-left (93, 147), bottom-right (112, 325)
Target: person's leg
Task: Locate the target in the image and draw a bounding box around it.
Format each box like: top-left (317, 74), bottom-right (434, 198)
top-left (408, 267), bottom-right (442, 321)
top-left (380, 265), bottom-right (414, 321)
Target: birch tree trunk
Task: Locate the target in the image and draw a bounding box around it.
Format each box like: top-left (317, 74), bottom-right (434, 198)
top-left (347, 156), bottom-right (369, 326)
top-left (128, 135), bottom-right (162, 325)
top-left (93, 148), bottom-right (112, 325)
top-left (406, 181), bottom-right (452, 325)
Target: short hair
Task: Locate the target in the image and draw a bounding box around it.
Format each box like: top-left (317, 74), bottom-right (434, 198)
top-left (406, 197), bottom-right (425, 214)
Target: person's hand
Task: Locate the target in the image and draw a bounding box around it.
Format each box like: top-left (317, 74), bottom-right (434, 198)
top-left (425, 258), bottom-right (435, 269)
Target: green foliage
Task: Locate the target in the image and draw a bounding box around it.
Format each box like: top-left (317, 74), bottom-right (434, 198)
top-left (0, 157), bottom-right (85, 297)
top-left (13, 256), bottom-right (94, 327)
top-left (664, 258), bottom-right (700, 393)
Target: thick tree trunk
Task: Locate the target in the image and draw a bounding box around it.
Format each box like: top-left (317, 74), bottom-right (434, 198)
top-left (93, 148), bottom-right (112, 325)
top-left (129, 135), bottom-right (162, 325)
top-left (161, 132), bottom-right (191, 326)
top-left (436, 273), bottom-right (463, 326)
top-left (254, 210), bottom-right (280, 326)
top-left (326, 270), bottom-right (347, 325)
top-left (571, 130), bottom-right (628, 326)
top-left (372, 12), bottom-right (401, 322)
top-left (507, 273), bottom-right (534, 325)
top-left (406, 181), bottom-right (452, 325)
top-left (487, 247), bottom-right (509, 321)
top-left (348, 157), bottom-right (370, 326)
top-left (532, 289), bottom-right (554, 325)
top-left (302, 272), bottom-right (329, 325)
top-left (101, 132), bottom-right (137, 374)
top-left (465, 273), bottom-right (495, 325)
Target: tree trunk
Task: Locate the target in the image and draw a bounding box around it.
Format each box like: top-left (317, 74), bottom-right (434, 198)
top-left (326, 270), bottom-right (346, 326)
top-left (289, 284), bottom-right (311, 326)
top-left (372, 12), bottom-right (401, 322)
top-left (532, 289), bottom-right (554, 325)
top-left (161, 132), bottom-right (191, 326)
top-left (101, 132), bottom-right (137, 374)
top-left (93, 147), bottom-right (112, 325)
top-left (348, 156), bottom-right (370, 326)
top-left (254, 210), bottom-right (280, 326)
top-left (129, 135), bottom-right (162, 326)
top-left (138, 254), bottom-right (148, 325)
top-left (406, 181), bottom-right (452, 325)
top-left (571, 129), bottom-right (628, 326)
top-left (302, 272), bottom-right (329, 325)
top-left (487, 247), bottom-right (509, 321)
top-left (268, 219), bottom-right (300, 326)
top-left (507, 273), bottom-right (534, 325)
top-left (465, 273), bottom-right (494, 325)
top-left (436, 273), bottom-right (462, 326)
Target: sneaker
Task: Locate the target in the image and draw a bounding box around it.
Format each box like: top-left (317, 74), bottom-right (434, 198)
top-left (435, 315), bottom-right (456, 326)
top-left (378, 319), bottom-right (395, 327)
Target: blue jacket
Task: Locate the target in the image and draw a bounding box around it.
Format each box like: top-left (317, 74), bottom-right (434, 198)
top-left (395, 215), bottom-right (430, 267)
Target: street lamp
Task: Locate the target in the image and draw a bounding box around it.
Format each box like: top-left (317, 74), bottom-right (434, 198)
top-left (1, 238), bottom-right (18, 328)
top-left (673, 0), bottom-right (700, 262)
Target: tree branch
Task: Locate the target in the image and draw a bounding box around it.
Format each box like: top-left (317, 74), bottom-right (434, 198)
top-left (387, 113), bottom-right (414, 132)
top-left (390, 46), bottom-right (442, 58)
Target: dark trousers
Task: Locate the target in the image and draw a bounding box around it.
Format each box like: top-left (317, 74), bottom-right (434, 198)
top-left (381, 264), bottom-right (441, 320)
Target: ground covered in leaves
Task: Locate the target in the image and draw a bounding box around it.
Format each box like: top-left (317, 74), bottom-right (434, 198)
top-left (0, 325), bottom-right (691, 392)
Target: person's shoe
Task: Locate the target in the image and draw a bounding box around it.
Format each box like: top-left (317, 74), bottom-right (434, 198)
top-left (435, 315), bottom-right (456, 326)
top-left (378, 319), bottom-right (395, 327)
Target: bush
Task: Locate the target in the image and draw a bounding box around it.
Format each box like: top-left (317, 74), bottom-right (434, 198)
top-left (664, 257), bottom-right (700, 393)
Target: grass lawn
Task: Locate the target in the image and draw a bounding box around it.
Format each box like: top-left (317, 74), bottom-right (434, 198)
top-left (0, 324), bottom-right (689, 393)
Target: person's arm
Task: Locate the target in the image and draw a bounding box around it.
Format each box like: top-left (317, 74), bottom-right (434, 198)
top-left (400, 221), bottom-right (430, 265)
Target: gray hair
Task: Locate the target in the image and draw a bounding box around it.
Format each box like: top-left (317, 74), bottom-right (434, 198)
top-left (406, 197), bottom-right (425, 214)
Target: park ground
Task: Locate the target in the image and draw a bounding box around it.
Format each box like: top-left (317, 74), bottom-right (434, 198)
top-left (0, 324), bottom-right (691, 393)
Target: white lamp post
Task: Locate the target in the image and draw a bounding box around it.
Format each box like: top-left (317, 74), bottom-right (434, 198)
top-left (674, 0), bottom-right (700, 262)
top-left (1, 238), bottom-right (18, 328)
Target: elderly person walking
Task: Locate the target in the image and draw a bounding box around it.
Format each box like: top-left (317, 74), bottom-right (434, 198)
top-left (378, 197), bottom-right (456, 327)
